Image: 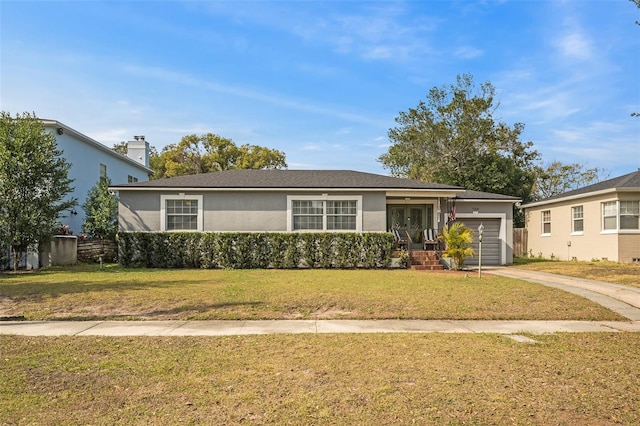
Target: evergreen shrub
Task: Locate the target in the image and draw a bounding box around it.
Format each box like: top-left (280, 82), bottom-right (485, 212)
top-left (117, 232), bottom-right (395, 269)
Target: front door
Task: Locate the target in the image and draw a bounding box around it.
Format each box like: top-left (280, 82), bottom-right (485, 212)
top-left (387, 205), bottom-right (433, 248)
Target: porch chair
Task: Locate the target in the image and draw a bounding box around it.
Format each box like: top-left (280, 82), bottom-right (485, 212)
top-left (423, 228), bottom-right (438, 251)
top-left (392, 228), bottom-right (409, 249)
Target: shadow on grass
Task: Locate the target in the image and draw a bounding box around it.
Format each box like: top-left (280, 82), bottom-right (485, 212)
top-left (52, 301), bottom-right (266, 321)
top-left (0, 278), bottom-right (224, 301)
top-left (0, 265), bottom-right (233, 300)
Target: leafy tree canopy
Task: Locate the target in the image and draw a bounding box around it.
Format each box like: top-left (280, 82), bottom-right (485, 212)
top-left (0, 111), bottom-right (76, 270)
top-left (114, 134), bottom-right (287, 179)
top-left (82, 176), bottom-right (118, 240)
top-left (112, 141), bottom-right (128, 156)
top-left (150, 133), bottom-right (287, 179)
top-left (531, 162), bottom-right (608, 201)
top-left (378, 74), bottom-right (539, 204)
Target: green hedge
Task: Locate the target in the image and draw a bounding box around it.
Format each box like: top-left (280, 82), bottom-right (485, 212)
top-left (117, 232), bottom-right (395, 269)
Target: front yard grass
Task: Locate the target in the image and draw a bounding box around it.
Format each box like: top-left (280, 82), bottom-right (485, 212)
top-left (0, 264), bottom-right (624, 321)
top-left (2, 333), bottom-right (639, 425)
top-left (514, 257), bottom-right (640, 288)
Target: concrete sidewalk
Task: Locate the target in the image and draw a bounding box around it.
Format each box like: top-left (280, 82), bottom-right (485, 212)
top-left (2, 319), bottom-right (640, 336)
top-left (2, 267), bottom-right (639, 336)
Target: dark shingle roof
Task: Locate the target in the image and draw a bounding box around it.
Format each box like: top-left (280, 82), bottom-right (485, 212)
top-left (523, 170), bottom-right (640, 207)
top-left (455, 190), bottom-right (521, 201)
top-left (111, 169), bottom-right (464, 191)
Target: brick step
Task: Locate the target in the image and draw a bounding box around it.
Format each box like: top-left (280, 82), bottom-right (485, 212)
top-left (411, 264), bottom-right (444, 271)
top-left (411, 259), bottom-right (441, 265)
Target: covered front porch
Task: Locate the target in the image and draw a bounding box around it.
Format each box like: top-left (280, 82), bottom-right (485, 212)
top-left (386, 197), bottom-right (455, 271)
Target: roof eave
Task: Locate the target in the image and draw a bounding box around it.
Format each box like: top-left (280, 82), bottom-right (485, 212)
top-left (521, 188), bottom-right (619, 208)
top-left (109, 186), bottom-right (464, 194)
top-left (42, 119), bottom-right (155, 174)
top-left (457, 198), bottom-right (521, 204)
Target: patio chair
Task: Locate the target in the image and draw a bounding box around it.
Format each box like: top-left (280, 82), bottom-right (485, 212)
top-left (392, 228), bottom-right (409, 249)
top-left (423, 228), bottom-right (438, 251)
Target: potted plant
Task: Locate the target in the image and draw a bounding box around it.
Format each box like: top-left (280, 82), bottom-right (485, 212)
top-left (439, 222), bottom-right (475, 270)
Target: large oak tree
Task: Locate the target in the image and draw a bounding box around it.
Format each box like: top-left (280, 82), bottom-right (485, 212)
top-left (114, 133), bottom-right (287, 179)
top-left (378, 74), bottom-right (539, 226)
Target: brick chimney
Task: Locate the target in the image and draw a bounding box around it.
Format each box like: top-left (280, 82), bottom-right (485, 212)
top-left (126, 135), bottom-right (150, 167)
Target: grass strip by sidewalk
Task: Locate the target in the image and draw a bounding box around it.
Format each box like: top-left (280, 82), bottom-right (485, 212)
top-left (514, 258), bottom-right (640, 288)
top-left (0, 265), bottom-right (624, 321)
top-left (2, 333), bottom-right (639, 425)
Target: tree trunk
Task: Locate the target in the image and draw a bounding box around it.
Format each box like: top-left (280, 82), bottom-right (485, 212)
top-left (12, 247), bottom-right (19, 271)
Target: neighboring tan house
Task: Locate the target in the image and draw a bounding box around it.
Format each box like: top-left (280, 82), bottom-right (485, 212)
top-left (522, 170), bottom-right (640, 263)
top-left (42, 120), bottom-right (154, 234)
top-left (109, 170), bottom-right (520, 265)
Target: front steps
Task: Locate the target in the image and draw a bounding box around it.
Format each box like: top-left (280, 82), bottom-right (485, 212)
top-left (409, 250), bottom-right (444, 271)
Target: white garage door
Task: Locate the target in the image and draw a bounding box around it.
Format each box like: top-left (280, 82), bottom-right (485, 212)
top-left (453, 218), bottom-right (502, 266)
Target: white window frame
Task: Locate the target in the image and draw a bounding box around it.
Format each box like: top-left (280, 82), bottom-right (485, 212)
top-left (571, 206), bottom-right (584, 235)
top-left (160, 194), bottom-right (203, 232)
top-left (620, 201), bottom-right (640, 231)
top-left (602, 201), bottom-right (618, 233)
top-left (287, 195), bottom-right (362, 232)
top-left (541, 210), bottom-right (551, 236)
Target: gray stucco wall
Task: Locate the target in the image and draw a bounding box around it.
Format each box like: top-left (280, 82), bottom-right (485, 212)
top-left (119, 192), bottom-right (160, 232)
top-left (118, 190), bottom-right (388, 232)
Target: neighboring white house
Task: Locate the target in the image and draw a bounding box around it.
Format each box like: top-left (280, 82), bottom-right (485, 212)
top-left (42, 120), bottom-right (154, 235)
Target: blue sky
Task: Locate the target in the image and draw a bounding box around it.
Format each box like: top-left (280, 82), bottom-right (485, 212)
top-left (1, 0), bottom-right (639, 178)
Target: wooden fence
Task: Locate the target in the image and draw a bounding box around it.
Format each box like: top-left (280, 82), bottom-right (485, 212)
top-left (77, 238), bottom-right (117, 263)
top-left (513, 228), bottom-right (528, 258)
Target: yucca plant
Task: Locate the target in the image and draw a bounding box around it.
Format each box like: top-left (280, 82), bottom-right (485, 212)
top-left (439, 222), bottom-right (475, 270)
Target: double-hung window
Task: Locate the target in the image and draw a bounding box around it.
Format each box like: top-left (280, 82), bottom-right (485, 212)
top-left (541, 210), bottom-right (551, 235)
top-left (620, 201), bottom-right (640, 230)
top-left (161, 195), bottom-right (203, 231)
top-left (571, 206), bottom-right (583, 234)
top-left (326, 200), bottom-right (357, 230)
top-left (288, 196), bottom-right (362, 231)
top-left (602, 201), bottom-right (618, 231)
top-left (292, 200), bottom-right (324, 230)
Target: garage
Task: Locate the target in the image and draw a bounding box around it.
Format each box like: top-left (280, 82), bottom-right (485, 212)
top-left (453, 218), bottom-right (502, 266)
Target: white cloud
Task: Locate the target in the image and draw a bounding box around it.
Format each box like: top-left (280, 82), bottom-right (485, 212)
top-left (455, 46), bottom-right (483, 59)
top-left (554, 31), bottom-right (592, 61)
top-left (302, 144), bottom-right (322, 151)
top-left (121, 63), bottom-right (385, 127)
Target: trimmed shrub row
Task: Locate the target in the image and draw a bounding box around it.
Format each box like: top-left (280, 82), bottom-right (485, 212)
top-left (117, 232), bottom-right (396, 269)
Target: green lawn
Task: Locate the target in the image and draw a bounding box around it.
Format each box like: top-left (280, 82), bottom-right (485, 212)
top-left (0, 264), bottom-right (624, 321)
top-left (2, 264), bottom-right (638, 425)
top-left (2, 333), bottom-right (639, 425)
top-left (514, 258), bottom-right (640, 288)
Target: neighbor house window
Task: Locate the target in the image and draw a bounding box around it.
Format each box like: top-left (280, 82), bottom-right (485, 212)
top-left (160, 195), bottom-right (203, 231)
top-left (542, 210), bottom-right (551, 235)
top-left (288, 196), bottom-right (362, 232)
top-left (572, 206), bottom-right (583, 234)
top-left (620, 201), bottom-right (639, 230)
top-left (602, 201), bottom-right (617, 231)
top-left (100, 163), bottom-right (107, 181)
top-left (127, 175), bottom-right (138, 183)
